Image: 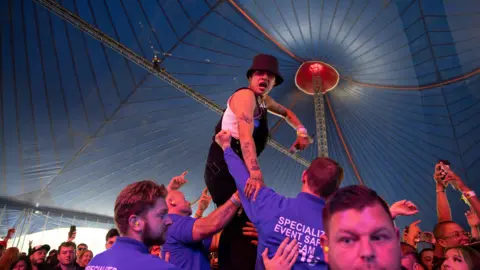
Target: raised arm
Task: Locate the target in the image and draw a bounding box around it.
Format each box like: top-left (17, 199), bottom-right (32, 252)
top-left (215, 130), bottom-right (286, 224)
top-left (444, 170), bottom-right (480, 219)
top-left (264, 96), bottom-right (311, 152)
top-left (265, 95), bottom-right (303, 129)
top-left (230, 90), bottom-right (263, 183)
top-left (191, 192), bottom-right (241, 241)
top-left (434, 164), bottom-right (452, 222)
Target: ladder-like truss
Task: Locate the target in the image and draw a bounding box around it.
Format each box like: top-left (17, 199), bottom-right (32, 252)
top-left (312, 75), bottom-right (329, 157)
top-left (33, 0), bottom-right (310, 167)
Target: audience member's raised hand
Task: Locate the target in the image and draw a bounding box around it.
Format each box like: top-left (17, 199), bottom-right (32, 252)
top-left (465, 209), bottom-right (480, 227)
top-left (443, 170), bottom-right (467, 191)
top-left (390, 199), bottom-right (419, 219)
top-left (262, 237), bottom-right (298, 270)
top-left (168, 171), bottom-right (188, 191)
top-left (242, 222), bottom-right (259, 246)
top-left (433, 164), bottom-right (447, 188)
top-left (196, 188), bottom-right (212, 215)
top-left (405, 220), bottom-right (422, 246)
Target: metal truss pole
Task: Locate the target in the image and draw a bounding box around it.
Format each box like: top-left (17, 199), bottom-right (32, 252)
top-left (33, 0), bottom-right (310, 167)
top-left (312, 74), bottom-right (328, 157)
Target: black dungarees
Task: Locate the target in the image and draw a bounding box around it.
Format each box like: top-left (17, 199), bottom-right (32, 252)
top-left (204, 88), bottom-right (269, 270)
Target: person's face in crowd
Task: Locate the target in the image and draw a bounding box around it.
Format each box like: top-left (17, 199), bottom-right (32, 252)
top-left (150, 245), bottom-right (161, 256)
top-left (401, 253), bottom-right (424, 270)
top-left (141, 198), bottom-right (171, 246)
top-left (167, 190), bottom-right (192, 216)
top-left (30, 249), bottom-right (47, 265)
top-left (323, 202), bottom-right (401, 270)
top-left (438, 223), bottom-right (470, 248)
top-left (77, 244), bottom-right (87, 257)
top-left (79, 251), bottom-right (93, 267)
top-left (58, 246), bottom-right (75, 266)
top-left (105, 235), bottom-right (117, 249)
top-left (12, 260), bottom-right (28, 270)
top-left (249, 70), bottom-right (276, 95)
top-left (421, 250), bottom-right (434, 270)
top-left (442, 248), bottom-right (469, 270)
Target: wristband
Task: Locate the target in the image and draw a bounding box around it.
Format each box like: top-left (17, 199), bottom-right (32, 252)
top-left (296, 127), bottom-right (308, 138)
top-left (463, 190), bottom-right (476, 199)
top-left (230, 195), bottom-right (241, 207)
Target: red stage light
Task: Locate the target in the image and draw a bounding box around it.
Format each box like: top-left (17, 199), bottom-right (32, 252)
top-left (309, 63), bottom-right (323, 73)
top-left (295, 61), bottom-right (340, 95)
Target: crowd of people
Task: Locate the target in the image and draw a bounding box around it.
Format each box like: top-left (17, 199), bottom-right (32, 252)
top-left (1, 54), bottom-right (479, 269)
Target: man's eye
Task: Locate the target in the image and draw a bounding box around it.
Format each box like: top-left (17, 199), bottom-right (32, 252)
top-left (371, 235), bottom-right (389, 241)
top-left (339, 237), bottom-right (354, 244)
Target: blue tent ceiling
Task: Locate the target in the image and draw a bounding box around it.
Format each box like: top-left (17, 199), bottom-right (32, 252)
top-left (0, 0), bottom-right (479, 234)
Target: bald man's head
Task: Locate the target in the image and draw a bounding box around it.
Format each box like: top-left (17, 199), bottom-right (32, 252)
top-left (166, 190), bottom-right (192, 216)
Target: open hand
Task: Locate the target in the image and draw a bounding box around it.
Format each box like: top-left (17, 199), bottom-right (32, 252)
top-left (465, 209), bottom-right (480, 227)
top-left (243, 222), bottom-right (259, 246)
top-left (168, 171), bottom-right (188, 191)
top-left (245, 171), bottom-right (264, 201)
top-left (262, 237), bottom-right (298, 270)
top-left (390, 199), bottom-right (419, 219)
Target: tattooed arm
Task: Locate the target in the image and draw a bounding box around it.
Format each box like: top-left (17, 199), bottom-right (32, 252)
top-left (230, 89), bottom-right (262, 181)
top-left (192, 192), bottom-right (241, 241)
top-left (265, 95), bottom-right (311, 152)
top-left (264, 95), bottom-right (303, 129)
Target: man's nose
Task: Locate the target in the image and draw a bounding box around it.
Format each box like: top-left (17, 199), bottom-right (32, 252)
top-left (165, 216), bottom-right (173, 226)
top-left (359, 239), bottom-right (376, 262)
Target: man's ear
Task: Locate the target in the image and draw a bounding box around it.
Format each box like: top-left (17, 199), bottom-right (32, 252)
top-left (395, 227), bottom-right (401, 241)
top-left (128, 215), bottom-right (144, 233)
top-left (437, 238), bottom-right (447, 248)
top-left (167, 197), bottom-right (176, 208)
top-left (320, 234), bottom-right (329, 262)
top-left (301, 171), bottom-right (307, 185)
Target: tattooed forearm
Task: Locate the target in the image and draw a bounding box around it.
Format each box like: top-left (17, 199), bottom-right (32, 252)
top-left (240, 139), bottom-right (260, 173)
top-left (193, 197), bottom-right (240, 240)
top-left (250, 159), bottom-right (260, 171)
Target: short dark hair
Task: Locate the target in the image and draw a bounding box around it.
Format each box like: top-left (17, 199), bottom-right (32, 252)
top-left (114, 180), bottom-right (168, 235)
top-left (78, 243), bottom-right (87, 248)
top-left (403, 251), bottom-right (421, 264)
top-left (433, 221), bottom-right (457, 239)
top-left (58, 242), bottom-right (76, 253)
top-left (305, 157), bottom-right (343, 198)
top-left (400, 242), bottom-right (417, 255)
top-left (106, 228), bottom-right (120, 242)
top-left (322, 185), bottom-right (392, 233)
top-left (419, 248), bottom-right (433, 257)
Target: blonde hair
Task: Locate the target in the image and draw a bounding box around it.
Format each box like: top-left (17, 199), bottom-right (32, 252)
top-left (78, 249), bottom-right (93, 259)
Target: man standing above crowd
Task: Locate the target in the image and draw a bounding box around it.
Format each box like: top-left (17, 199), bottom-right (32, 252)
top-left (205, 54), bottom-right (312, 270)
top-left (215, 130), bottom-right (343, 269)
top-left (87, 181), bottom-right (180, 270)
